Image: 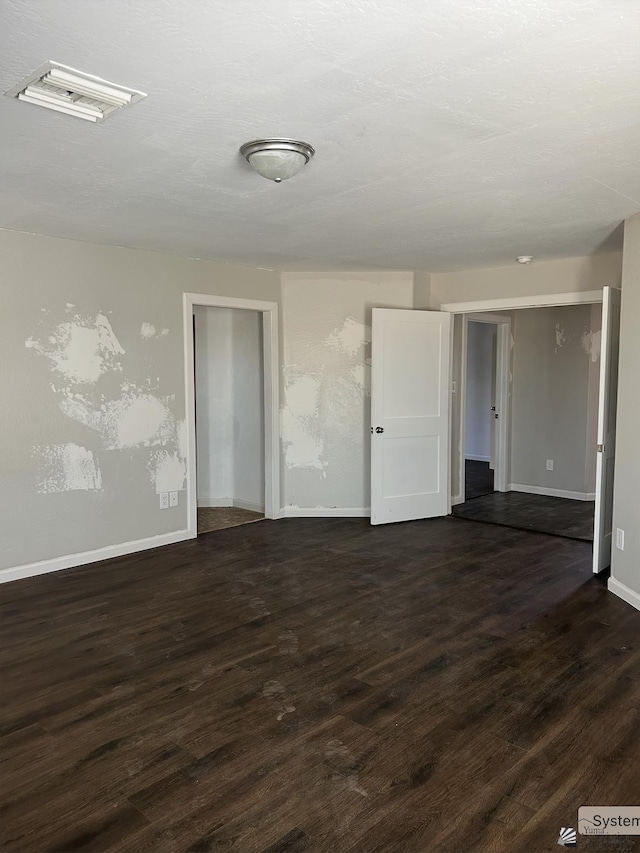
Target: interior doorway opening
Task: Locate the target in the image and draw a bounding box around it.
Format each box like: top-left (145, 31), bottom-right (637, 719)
top-left (183, 293), bottom-right (280, 538)
top-left (445, 290), bottom-right (618, 572)
top-left (194, 305), bottom-right (265, 534)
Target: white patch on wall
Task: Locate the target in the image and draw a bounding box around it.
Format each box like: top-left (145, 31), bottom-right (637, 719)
top-left (28, 306), bottom-right (185, 505)
top-left (58, 385), bottom-right (176, 450)
top-left (326, 317), bottom-right (371, 357)
top-left (25, 311), bottom-right (124, 385)
top-left (555, 323), bottom-right (566, 352)
top-left (281, 373), bottom-right (326, 471)
top-left (140, 322), bottom-right (169, 339)
top-left (350, 362), bottom-right (371, 395)
top-left (177, 418), bottom-right (188, 460)
top-left (581, 329), bottom-right (601, 362)
top-left (555, 323), bottom-right (567, 352)
top-left (147, 450), bottom-right (186, 493)
top-left (34, 443), bottom-right (102, 493)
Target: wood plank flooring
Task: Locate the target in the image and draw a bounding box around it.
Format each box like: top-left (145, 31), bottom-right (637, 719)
top-left (1, 517), bottom-right (638, 852)
top-left (453, 491), bottom-right (595, 541)
top-left (464, 460), bottom-right (495, 500)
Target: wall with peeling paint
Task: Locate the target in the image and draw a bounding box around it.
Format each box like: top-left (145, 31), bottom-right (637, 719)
top-left (0, 229), bottom-right (279, 572)
top-left (510, 304), bottom-right (601, 496)
top-left (281, 272), bottom-right (414, 511)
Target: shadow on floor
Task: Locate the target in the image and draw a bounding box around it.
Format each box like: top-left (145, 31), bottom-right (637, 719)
top-left (198, 507), bottom-right (264, 534)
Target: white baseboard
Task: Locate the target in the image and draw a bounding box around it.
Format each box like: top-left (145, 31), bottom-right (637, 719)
top-left (451, 494), bottom-right (465, 506)
top-left (508, 483), bottom-right (595, 502)
top-left (198, 498), bottom-right (265, 512)
top-left (283, 506), bottom-right (371, 518)
top-left (465, 454), bottom-right (490, 463)
top-left (232, 499), bottom-right (265, 513)
top-left (608, 576), bottom-right (640, 612)
top-left (0, 529), bottom-right (194, 586)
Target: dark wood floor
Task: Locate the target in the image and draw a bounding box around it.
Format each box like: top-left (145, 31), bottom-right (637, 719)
top-left (464, 459), bottom-right (495, 500)
top-left (454, 490), bottom-right (595, 541)
top-left (1, 518), bottom-right (638, 852)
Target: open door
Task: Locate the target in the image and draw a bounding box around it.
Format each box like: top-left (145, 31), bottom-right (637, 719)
top-left (371, 308), bottom-right (451, 525)
top-left (593, 286), bottom-right (621, 573)
top-left (489, 329), bottom-right (497, 471)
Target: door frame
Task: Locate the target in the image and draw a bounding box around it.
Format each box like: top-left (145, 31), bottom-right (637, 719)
top-left (459, 313), bottom-right (511, 503)
top-left (183, 293), bottom-right (281, 538)
top-left (442, 290), bottom-right (605, 507)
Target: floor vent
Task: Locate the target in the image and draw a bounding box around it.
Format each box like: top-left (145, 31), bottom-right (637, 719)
top-left (4, 61), bottom-right (146, 122)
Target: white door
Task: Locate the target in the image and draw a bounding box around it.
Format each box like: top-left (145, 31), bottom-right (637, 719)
top-left (489, 330), bottom-right (497, 471)
top-left (371, 308), bottom-right (451, 525)
top-left (593, 287), bottom-right (621, 573)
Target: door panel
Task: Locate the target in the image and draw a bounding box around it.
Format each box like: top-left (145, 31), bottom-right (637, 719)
top-left (593, 287), bottom-right (621, 573)
top-left (371, 308), bottom-right (451, 525)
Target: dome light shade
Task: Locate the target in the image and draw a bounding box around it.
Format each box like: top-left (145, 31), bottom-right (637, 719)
top-left (240, 138), bottom-right (315, 183)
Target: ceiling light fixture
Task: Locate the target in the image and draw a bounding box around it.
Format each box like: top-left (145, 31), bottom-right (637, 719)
top-left (240, 138), bottom-right (315, 183)
top-left (516, 255), bottom-right (534, 264)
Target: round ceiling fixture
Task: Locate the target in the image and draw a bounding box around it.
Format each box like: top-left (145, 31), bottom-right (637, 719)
top-left (240, 138), bottom-right (315, 183)
top-left (516, 255), bottom-right (534, 264)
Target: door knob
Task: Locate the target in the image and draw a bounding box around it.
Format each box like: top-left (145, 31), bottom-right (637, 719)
top-left (375, 427), bottom-right (384, 434)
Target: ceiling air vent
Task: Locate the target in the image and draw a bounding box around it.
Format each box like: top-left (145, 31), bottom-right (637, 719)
top-left (5, 61), bottom-right (146, 122)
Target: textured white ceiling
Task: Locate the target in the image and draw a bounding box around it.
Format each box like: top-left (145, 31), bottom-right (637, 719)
top-left (0, 0), bottom-right (638, 271)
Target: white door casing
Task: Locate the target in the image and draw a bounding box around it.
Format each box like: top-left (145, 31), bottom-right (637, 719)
top-left (370, 308), bottom-right (451, 525)
top-left (593, 286), bottom-right (621, 573)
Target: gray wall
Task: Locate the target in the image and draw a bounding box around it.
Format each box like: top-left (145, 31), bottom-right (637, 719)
top-left (611, 213), bottom-right (640, 601)
top-left (465, 321), bottom-right (495, 461)
top-left (0, 229), bottom-right (279, 571)
top-left (510, 304), bottom-right (600, 496)
top-left (194, 306), bottom-right (264, 509)
top-left (194, 307), bottom-right (234, 504)
top-left (281, 272), bottom-right (414, 510)
top-left (231, 309), bottom-right (264, 509)
top-left (430, 253), bottom-right (622, 307)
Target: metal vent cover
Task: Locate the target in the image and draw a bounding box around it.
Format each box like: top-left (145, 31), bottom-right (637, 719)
top-left (5, 61), bottom-right (146, 122)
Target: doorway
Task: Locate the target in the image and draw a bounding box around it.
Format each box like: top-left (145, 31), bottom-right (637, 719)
top-left (460, 313), bottom-right (510, 502)
top-left (193, 305), bottom-right (265, 534)
top-left (183, 293), bottom-right (280, 538)
top-left (369, 288), bottom-right (619, 573)
top-left (453, 302), bottom-right (601, 543)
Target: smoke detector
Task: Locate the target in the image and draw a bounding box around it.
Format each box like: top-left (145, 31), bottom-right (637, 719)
top-left (4, 61), bottom-right (146, 122)
top-left (516, 255), bottom-right (534, 264)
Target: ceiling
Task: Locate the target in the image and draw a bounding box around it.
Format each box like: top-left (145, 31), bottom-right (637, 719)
top-left (0, 0), bottom-right (638, 272)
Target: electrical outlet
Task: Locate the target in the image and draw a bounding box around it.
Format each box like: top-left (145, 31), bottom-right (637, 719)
top-left (169, 491), bottom-right (178, 508)
top-left (616, 528), bottom-right (625, 551)
top-left (546, 459), bottom-right (554, 471)
top-left (159, 492), bottom-right (169, 510)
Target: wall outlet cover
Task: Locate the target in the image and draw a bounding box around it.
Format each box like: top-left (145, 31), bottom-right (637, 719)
top-left (169, 491), bottom-right (178, 507)
top-left (616, 528), bottom-right (625, 551)
top-left (546, 459), bottom-right (554, 471)
top-left (159, 492), bottom-right (169, 510)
